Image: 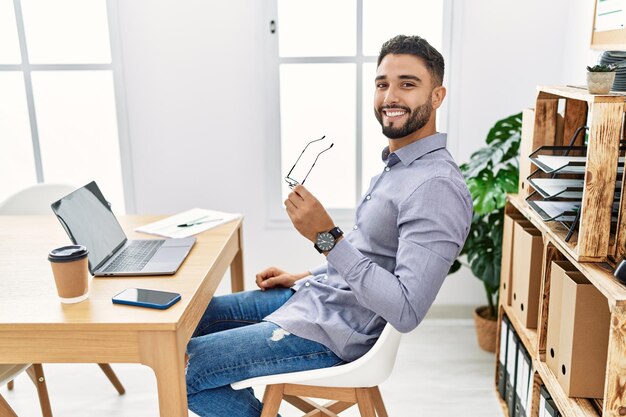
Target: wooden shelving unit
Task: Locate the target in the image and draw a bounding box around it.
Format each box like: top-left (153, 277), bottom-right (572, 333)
top-left (524, 86), bottom-right (625, 262)
top-left (508, 196), bottom-right (626, 306)
top-left (495, 195), bottom-right (626, 417)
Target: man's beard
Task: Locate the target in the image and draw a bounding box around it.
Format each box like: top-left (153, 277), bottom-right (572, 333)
top-left (375, 100), bottom-right (433, 140)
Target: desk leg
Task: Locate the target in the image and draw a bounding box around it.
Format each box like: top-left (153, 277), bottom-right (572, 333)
top-left (140, 331), bottom-right (188, 417)
top-left (230, 226), bottom-right (245, 293)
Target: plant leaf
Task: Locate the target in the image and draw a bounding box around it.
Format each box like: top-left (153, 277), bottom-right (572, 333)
top-left (461, 112), bottom-right (522, 178)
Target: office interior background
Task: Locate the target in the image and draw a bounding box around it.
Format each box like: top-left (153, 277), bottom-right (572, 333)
top-left (0, 0), bottom-right (605, 416)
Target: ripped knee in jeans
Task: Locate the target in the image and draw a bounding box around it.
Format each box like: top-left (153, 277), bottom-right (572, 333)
top-left (269, 328), bottom-right (290, 341)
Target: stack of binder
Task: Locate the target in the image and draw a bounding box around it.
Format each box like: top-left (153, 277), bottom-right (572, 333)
top-left (539, 385), bottom-right (561, 417)
top-left (525, 144), bottom-right (622, 240)
top-left (498, 315), bottom-right (534, 417)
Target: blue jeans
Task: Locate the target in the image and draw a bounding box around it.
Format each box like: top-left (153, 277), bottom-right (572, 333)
top-left (186, 288), bottom-right (343, 417)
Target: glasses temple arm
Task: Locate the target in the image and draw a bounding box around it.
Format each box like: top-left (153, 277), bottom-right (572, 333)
top-left (301, 143), bottom-right (334, 185)
top-left (285, 135), bottom-right (326, 177)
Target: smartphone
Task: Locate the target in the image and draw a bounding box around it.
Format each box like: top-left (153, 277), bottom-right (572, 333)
top-left (112, 288), bottom-right (181, 310)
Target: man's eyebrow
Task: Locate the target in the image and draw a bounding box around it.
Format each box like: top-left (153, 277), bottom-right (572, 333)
top-left (374, 74), bottom-right (422, 82)
top-left (399, 75), bottom-right (421, 82)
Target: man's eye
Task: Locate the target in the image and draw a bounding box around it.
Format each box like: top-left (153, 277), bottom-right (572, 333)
top-left (376, 83), bottom-right (387, 89)
top-left (402, 83), bottom-right (415, 88)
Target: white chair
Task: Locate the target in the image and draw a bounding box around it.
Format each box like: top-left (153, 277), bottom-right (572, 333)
top-left (0, 183), bottom-right (76, 214)
top-left (0, 183), bottom-right (125, 417)
top-left (231, 323), bottom-right (402, 417)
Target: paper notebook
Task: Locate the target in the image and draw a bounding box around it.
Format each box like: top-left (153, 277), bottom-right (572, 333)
top-left (135, 208), bottom-right (241, 239)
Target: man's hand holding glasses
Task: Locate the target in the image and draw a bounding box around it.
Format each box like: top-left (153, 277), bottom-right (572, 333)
top-left (283, 135), bottom-right (340, 252)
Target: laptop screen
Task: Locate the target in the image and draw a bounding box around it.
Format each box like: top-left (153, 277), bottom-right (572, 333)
top-left (51, 181), bottom-right (126, 272)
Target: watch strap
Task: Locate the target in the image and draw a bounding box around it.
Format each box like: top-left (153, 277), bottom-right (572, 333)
top-left (328, 226), bottom-right (343, 239)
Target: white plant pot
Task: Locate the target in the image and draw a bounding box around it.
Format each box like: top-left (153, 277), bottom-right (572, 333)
top-left (586, 71), bottom-right (616, 94)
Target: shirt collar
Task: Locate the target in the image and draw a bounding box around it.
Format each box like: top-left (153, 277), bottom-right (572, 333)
top-left (382, 132), bottom-right (448, 167)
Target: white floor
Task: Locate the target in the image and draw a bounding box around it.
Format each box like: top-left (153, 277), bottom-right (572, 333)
top-left (1, 319), bottom-right (502, 416)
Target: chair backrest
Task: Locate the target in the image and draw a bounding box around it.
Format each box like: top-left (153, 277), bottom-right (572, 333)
top-left (306, 322), bottom-right (403, 388)
top-left (0, 183), bottom-right (75, 215)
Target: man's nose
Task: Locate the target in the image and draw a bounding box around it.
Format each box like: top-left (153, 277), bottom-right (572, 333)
top-left (384, 86), bottom-right (399, 105)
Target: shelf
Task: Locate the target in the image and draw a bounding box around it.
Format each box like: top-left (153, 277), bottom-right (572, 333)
top-left (507, 194), bottom-right (626, 308)
top-left (533, 361), bottom-right (600, 417)
top-left (537, 85), bottom-right (626, 103)
top-left (509, 193), bottom-right (599, 262)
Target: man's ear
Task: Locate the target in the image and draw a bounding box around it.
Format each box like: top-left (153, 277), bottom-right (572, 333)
top-left (431, 86), bottom-right (447, 109)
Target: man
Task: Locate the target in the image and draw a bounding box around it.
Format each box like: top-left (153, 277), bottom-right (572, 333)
top-left (186, 35), bottom-right (472, 416)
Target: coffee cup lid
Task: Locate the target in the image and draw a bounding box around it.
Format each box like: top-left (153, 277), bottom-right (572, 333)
top-left (48, 245), bottom-right (89, 262)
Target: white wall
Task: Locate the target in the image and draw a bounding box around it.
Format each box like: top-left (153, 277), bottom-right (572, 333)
top-left (113, 0), bottom-right (596, 308)
top-left (114, 0), bottom-right (326, 294)
top-left (560, 0), bottom-right (602, 83)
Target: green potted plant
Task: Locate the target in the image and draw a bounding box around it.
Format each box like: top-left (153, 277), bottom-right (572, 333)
top-left (449, 112), bottom-right (522, 352)
top-left (586, 64), bottom-right (617, 94)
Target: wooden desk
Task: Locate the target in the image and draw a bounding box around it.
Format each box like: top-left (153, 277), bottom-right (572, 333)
top-left (0, 215), bottom-right (245, 416)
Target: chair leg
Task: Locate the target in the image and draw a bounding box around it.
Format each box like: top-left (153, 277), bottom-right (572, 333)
top-left (355, 388), bottom-right (376, 417)
top-left (6, 381), bottom-right (13, 391)
top-left (25, 364), bottom-right (53, 417)
top-left (368, 387), bottom-right (388, 417)
top-left (97, 364), bottom-right (125, 395)
top-left (0, 394), bottom-right (18, 417)
top-left (300, 400), bottom-right (355, 417)
top-left (260, 384), bottom-right (284, 417)
top-left (283, 394), bottom-right (316, 412)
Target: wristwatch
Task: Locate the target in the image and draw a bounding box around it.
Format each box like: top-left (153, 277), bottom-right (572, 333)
top-left (314, 227), bottom-right (343, 253)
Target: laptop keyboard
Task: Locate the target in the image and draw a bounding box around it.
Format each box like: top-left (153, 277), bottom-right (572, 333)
top-left (103, 240), bottom-right (165, 272)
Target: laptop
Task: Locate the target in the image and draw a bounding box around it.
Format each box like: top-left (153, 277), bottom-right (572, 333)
top-left (51, 181), bottom-right (195, 276)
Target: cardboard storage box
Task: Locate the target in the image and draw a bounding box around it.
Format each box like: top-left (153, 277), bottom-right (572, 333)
top-left (511, 222), bottom-right (543, 328)
top-left (555, 272), bottom-right (610, 398)
top-left (545, 261), bottom-right (579, 375)
top-left (500, 213), bottom-right (530, 306)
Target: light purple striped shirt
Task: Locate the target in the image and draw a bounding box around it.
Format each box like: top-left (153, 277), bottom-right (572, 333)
top-left (265, 133), bottom-right (472, 361)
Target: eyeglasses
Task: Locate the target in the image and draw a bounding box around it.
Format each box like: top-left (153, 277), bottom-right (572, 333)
top-left (284, 135), bottom-right (334, 189)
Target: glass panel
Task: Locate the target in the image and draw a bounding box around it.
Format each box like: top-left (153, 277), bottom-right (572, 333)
top-left (280, 63), bottom-right (356, 208)
top-left (0, 72), bottom-right (37, 201)
top-left (32, 70), bottom-right (125, 212)
top-left (361, 62), bottom-right (387, 195)
top-left (277, 0), bottom-right (356, 57)
top-left (0, 0), bottom-right (21, 64)
top-left (362, 0), bottom-right (444, 56)
top-left (21, 0), bottom-right (111, 64)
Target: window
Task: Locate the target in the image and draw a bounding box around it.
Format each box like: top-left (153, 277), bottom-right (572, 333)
top-left (0, 0), bottom-right (127, 212)
top-left (273, 0), bottom-right (448, 219)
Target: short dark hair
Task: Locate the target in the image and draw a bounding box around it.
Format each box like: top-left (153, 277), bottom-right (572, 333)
top-left (377, 35), bottom-right (444, 87)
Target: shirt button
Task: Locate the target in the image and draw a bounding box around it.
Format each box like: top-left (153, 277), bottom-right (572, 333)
top-left (385, 167), bottom-right (390, 172)
top-left (365, 195), bottom-right (371, 200)
top-left (323, 276), bottom-right (328, 280)
top-left (353, 225), bottom-right (358, 230)
top-left (305, 282), bottom-right (310, 287)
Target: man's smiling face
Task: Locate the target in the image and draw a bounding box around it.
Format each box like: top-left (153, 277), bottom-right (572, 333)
top-left (374, 53), bottom-right (436, 140)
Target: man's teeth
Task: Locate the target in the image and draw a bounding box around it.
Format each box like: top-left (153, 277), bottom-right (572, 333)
top-left (386, 111), bottom-right (406, 117)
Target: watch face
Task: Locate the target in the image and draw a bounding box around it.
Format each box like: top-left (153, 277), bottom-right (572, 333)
top-left (316, 232), bottom-right (335, 252)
